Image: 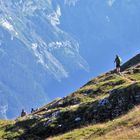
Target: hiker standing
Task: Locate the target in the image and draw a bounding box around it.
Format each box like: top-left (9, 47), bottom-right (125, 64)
top-left (114, 55), bottom-right (122, 74)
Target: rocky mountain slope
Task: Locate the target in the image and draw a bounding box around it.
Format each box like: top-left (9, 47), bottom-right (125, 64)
top-left (0, 53), bottom-right (140, 140)
top-left (0, 0), bottom-right (89, 119)
top-left (1, 0), bottom-right (140, 120)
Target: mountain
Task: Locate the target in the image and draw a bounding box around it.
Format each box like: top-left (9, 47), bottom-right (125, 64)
top-left (0, 0), bottom-right (89, 119)
top-left (0, 53), bottom-right (140, 140)
top-left (0, 0), bottom-right (140, 120)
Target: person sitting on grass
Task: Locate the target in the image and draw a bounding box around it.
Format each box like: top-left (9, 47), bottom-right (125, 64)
top-left (21, 109), bottom-right (27, 117)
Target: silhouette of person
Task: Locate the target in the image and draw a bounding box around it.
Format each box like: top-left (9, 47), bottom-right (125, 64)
top-left (21, 109), bottom-right (27, 117)
top-left (114, 55), bottom-right (122, 74)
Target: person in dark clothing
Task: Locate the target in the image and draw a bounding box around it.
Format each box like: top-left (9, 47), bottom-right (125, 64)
top-left (21, 109), bottom-right (27, 117)
top-left (114, 55), bottom-right (122, 74)
top-left (31, 108), bottom-right (35, 113)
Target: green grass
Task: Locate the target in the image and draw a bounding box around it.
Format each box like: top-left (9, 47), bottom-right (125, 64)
top-left (78, 74), bottom-right (128, 95)
top-left (52, 105), bottom-right (140, 140)
top-left (0, 120), bottom-right (8, 138)
top-left (0, 120), bottom-right (22, 140)
top-left (1, 65), bottom-right (140, 140)
top-left (127, 73), bottom-right (140, 81)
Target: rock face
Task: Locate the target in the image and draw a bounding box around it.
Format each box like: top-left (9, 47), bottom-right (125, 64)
top-left (1, 54), bottom-right (140, 140)
top-left (0, 0), bottom-right (88, 119)
top-left (0, 27), bottom-right (48, 119)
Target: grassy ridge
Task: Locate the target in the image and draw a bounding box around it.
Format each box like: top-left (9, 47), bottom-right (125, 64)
top-left (52, 105), bottom-right (140, 140)
top-left (0, 58), bottom-right (140, 140)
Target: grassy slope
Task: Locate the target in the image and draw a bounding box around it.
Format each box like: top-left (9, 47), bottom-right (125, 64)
top-left (52, 105), bottom-right (140, 140)
top-left (0, 61), bottom-right (140, 140)
top-left (0, 120), bottom-right (20, 140)
top-left (51, 64), bottom-right (140, 140)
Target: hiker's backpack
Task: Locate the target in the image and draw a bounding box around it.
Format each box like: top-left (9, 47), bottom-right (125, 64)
top-left (118, 57), bottom-right (122, 64)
